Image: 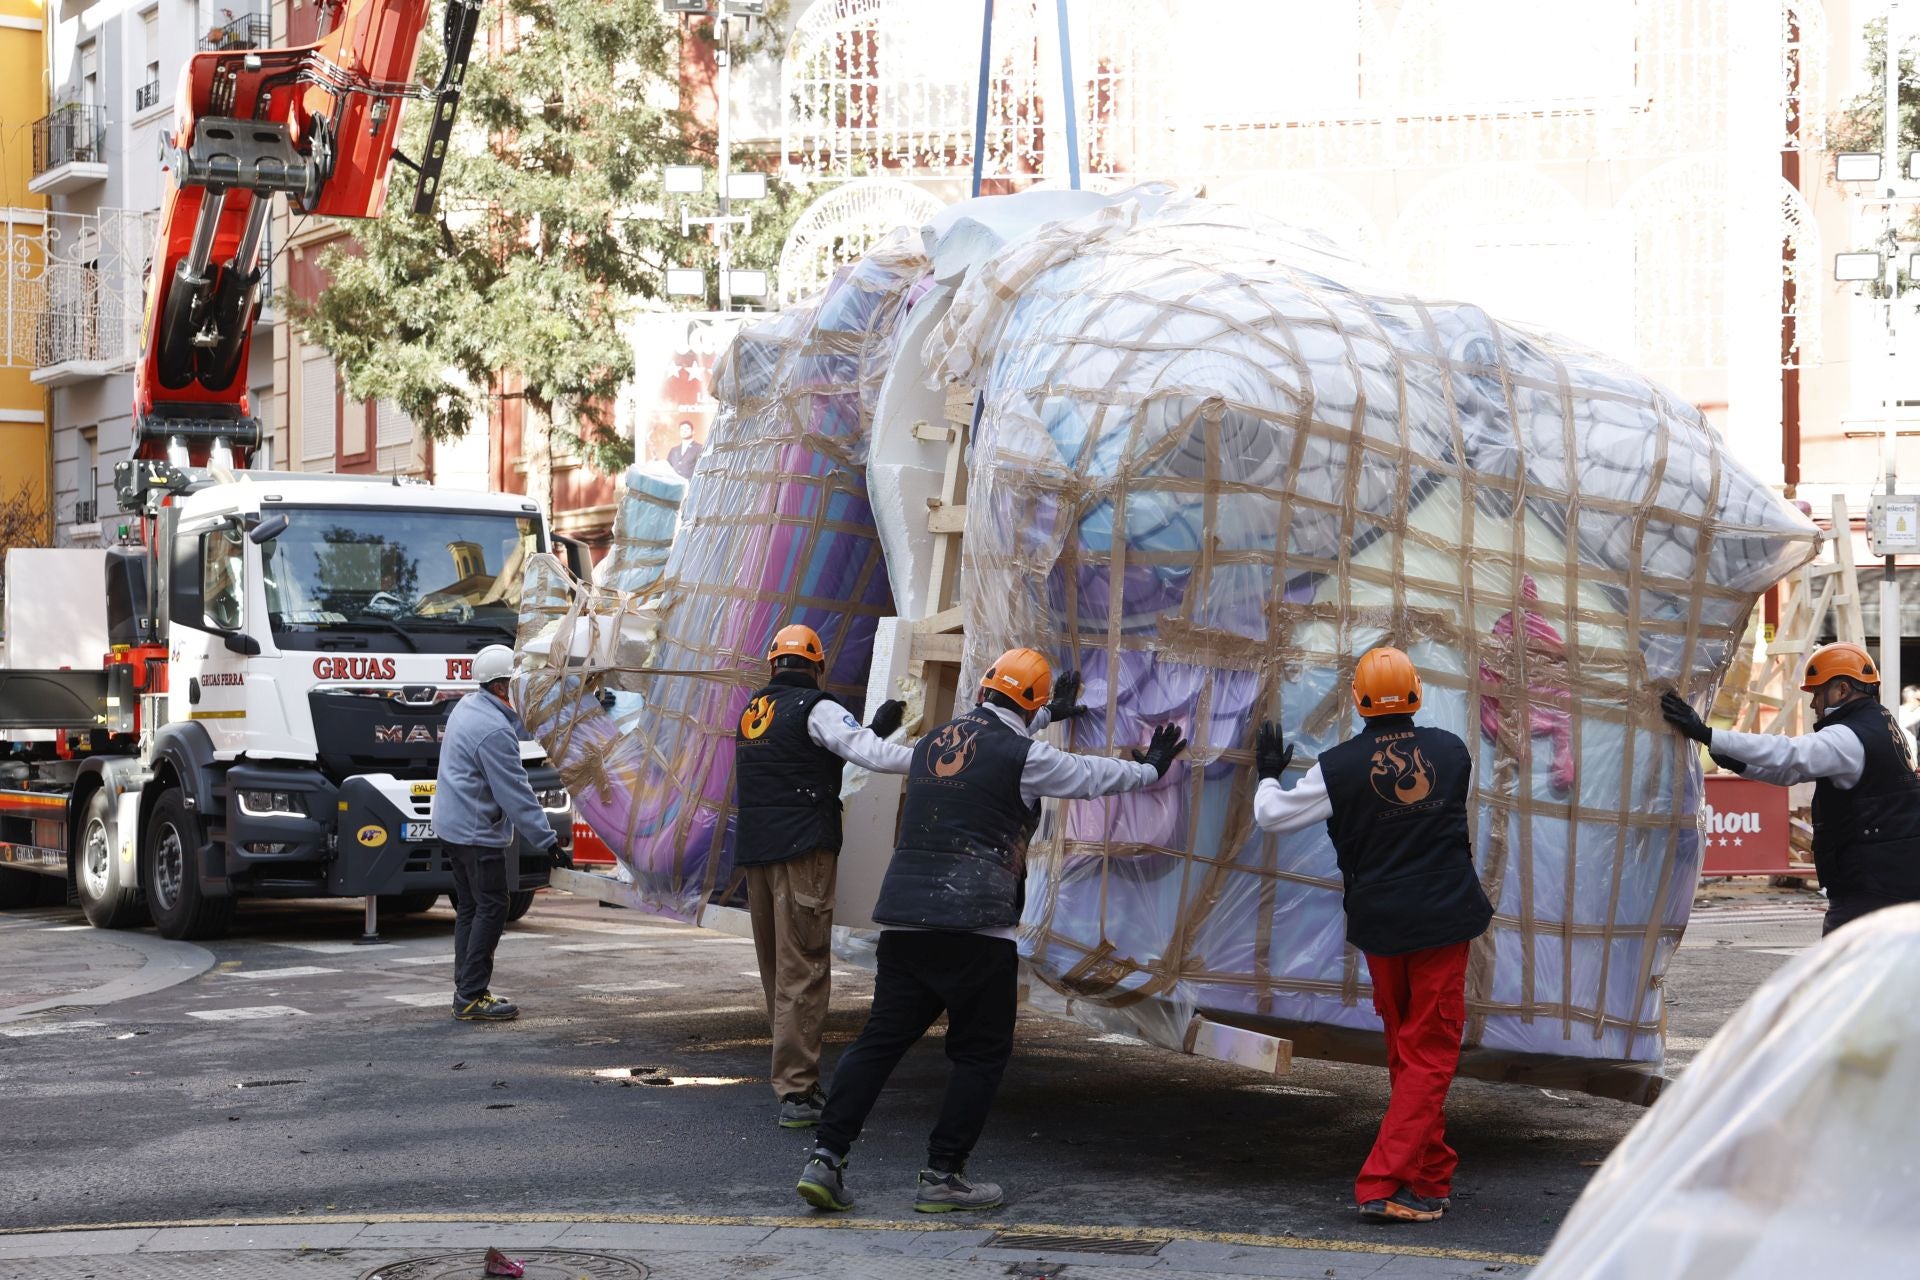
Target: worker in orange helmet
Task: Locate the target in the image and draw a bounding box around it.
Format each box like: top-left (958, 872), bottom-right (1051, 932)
top-left (733, 622), bottom-right (912, 1130)
top-left (1246, 646), bottom-right (1492, 1225)
top-left (796, 646), bottom-right (1186, 1215)
top-left (1662, 641), bottom-right (1920, 935)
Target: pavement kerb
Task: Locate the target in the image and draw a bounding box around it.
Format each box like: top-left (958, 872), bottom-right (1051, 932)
top-left (0, 1211), bottom-right (1542, 1266)
top-left (0, 928), bottom-right (215, 1025)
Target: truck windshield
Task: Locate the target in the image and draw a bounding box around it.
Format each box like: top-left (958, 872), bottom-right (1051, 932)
top-left (259, 507), bottom-right (540, 652)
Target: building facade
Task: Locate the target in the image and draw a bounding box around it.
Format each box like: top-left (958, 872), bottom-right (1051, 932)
top-left (0, 0), bottom-right (48, 538)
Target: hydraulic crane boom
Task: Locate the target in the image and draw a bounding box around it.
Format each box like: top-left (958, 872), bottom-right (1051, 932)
top-left (131, 0), bottom-right (481, 478)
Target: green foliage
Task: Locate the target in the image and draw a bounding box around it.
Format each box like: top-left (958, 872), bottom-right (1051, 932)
top-left (1828, 16), bottom-right (1920, 157)
top-left (294, 0), bottom-right (806, 475)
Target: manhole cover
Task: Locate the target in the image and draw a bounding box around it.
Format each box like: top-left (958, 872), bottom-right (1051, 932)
top-left (984, 1231), bottom-right (1165, 1256)
top-left (361, 1251), bottom-right (648, 1280)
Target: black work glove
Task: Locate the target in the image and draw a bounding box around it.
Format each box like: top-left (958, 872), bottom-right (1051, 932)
top-left (1046, 670), bottom-right (1087, 722)
top-left (1660, 690), bottom-right (1713, 747)
top-left (547, 840), bottom-right (573, 870)
top-left (1709, 751), bottom-right (1748, 775)
top-left (1255, 720), bottom-right (1294, 781)
top-left (867, 698), bottom-right (905, 739)
top-left (1132, 722), bottom-right (1188, 780)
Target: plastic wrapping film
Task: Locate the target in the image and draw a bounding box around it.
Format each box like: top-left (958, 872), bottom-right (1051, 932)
top-left (1532, 905), bottom-right (1920, 1278)
top-left (928, 196), bottom-right (1817, 1064)
top-left (518, 241), bottom-right (934, 918)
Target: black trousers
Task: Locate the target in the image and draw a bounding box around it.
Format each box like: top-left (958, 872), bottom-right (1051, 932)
top-left (448, 841), bottom-right (510, 1002)
top-left (815, 930), bottom-right (1018, 1171)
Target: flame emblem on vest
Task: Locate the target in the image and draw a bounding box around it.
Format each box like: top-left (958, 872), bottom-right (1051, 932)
top-left (1368, 740), bottom-right (1435, 807)
top-left (929, 721), bottom-right (980, 777)
top-left (740, 695), bottom-right (776, 740)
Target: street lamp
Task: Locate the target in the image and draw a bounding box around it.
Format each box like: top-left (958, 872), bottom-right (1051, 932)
top-left (1836, 251), bottom-right (1884, 281)
top-left (1837, 152), bottom-right (1884, 182)
top-left (663, 165), bottom-right (704, 195)
top-left (665, 268), bottom-right (706, 297)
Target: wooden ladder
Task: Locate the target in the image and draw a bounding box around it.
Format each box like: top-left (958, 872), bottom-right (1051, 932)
top-left (1732, 495), bottom-right (1865, 737)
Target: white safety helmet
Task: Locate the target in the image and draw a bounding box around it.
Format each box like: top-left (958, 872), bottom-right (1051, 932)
top-left (473, 645), bottom-right (516, 686)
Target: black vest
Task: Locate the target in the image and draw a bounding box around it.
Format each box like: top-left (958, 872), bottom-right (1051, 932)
top-left (872, 707), bottom-right (1039, 931)
top-left (1809, 697), bottom-right (1920, 924)
top-left (1318, 716), bottom-right (1493, 957)
top-left (732, 675), bottom-right (846, 867)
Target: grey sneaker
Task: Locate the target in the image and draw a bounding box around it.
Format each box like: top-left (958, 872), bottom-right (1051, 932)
top-left (914, 1167), bottom-right (1003, 1213)
top-left (452, 993), bottom-right (519, 1021)
top-left (796, 1148), bottom-right (853, 1212)
top-left (779, 1085), bottom-right (826, 1128)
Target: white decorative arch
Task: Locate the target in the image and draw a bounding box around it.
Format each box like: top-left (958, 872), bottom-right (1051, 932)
top-left (1782, 0), bottom-right (1829, 152)
top-left (1619, 157), bottom-right (1729, 377)
top-left (1207, 173), bottom-right (1382, 264)
top-left (777, 179), bottom-right (947, 304)
top-left (1779, 176), bottom-right (1822, 369)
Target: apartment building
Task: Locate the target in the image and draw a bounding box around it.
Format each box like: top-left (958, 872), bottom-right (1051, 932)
top-left (0, 0), bottom-right (48, 535)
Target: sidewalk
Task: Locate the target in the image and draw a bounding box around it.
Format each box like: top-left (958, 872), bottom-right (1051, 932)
top-left (0, 1214), bottom-right (1537, 1279)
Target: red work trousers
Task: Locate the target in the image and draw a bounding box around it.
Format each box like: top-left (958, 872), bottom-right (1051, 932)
top-left (1355, 939), bottom-right (1471, 1205)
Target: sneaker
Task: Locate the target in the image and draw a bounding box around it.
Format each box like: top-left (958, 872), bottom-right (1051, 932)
top-left (914, 1167), bottom-right (1004, 1213)
top-left (1358, 1187), bottom-right (1446, 1223)
top-left (779, 1085), bottom-right (827, 1129)
top-left (796, 1148), bottom-right (853, 1212)
top-left (452, 993), bottom-right (519, 1021)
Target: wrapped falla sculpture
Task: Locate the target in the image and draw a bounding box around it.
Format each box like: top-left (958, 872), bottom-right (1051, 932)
top-left (517, 188), bottom-right (1817, 1085)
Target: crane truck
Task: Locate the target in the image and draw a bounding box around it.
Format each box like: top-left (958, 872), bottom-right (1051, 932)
top-left (0, 0), bottom-right (579, 939)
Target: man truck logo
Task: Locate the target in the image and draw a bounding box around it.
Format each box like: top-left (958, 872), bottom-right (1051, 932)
top-left (356, 825), bottom-right (388, 848)
top-left (376, 724), bottom-right (447, 745)
top-left (313, 656), bottom-right (399, 681)
top-left (929, 721), bottom-right (980, 778)
top-left (739, 696), bottom-right (776, 740)
top-left (1369, 741), bottom-right (1435, 807)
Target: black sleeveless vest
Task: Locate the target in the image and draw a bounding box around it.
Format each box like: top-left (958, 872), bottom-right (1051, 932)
top-left (872, 707), bottom-right (1039, 931)
top-left (1809, 696), bottom-right (1920, 923)
top-left (1317, 716), bottom-right (1492, 956)
top-left (732, 675), bottom-right (846, 867)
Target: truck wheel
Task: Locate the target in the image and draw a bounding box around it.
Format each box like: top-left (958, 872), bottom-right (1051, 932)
top-left (143, 789), bottom-right (234, 941)
top-left (377, 891), bottom-right (441, 916)
top-left (76, 790), bottom-right (148, 929)
top-left (506, 890), bottom-right (536, 923)
top-left (0, 866), bottom-right (37, 909)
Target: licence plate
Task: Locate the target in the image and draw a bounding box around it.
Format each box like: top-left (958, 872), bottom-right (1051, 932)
top-left (403, 821), bottom-right (435, 842)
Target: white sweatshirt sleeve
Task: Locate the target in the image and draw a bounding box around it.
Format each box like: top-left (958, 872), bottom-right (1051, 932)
top-left (1709, 724), bottom-right (1865, 790)
top-left (1252, 764), bottom-right (1333, 835)
top-left (1019, 738), bottom-right (1158, 804)
top-left (807, 700), bottom-right (913, 775)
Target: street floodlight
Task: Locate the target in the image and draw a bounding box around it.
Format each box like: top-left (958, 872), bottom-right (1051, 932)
top-left (1836, 152), bottom-right (1884, 182)
top-left (1911, 252), bottom-right (1920, 279)
top-left (724, 0), bottom-right (768, 14)
top-left (1909, 152), bottom-right (1920, 182)
top-left (725, 269), bottom-right (769, 299)
top-left (663, 0), bottom-right (713, 14)
top-left (663, 164), bottom-right (705, 195)
top-left (665, 268), bottom-right (706, 297)
top-left (1835, 251), bottom-right (1883, 282)
top-left (726, 171), bottom-right (768, 201)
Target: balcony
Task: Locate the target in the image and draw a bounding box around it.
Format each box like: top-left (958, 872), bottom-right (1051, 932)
top-left (72, 499), bottom-right (98, 526)
top-left (29, 104), bottom-right (107, 196)
top-left (201, 12), bottom-right (271, 51)
top-left (134, 80), bottom-right (160, 113)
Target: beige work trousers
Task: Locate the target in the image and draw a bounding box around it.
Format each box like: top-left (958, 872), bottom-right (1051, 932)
top-left (745, 847), bottom-right (838, 1101)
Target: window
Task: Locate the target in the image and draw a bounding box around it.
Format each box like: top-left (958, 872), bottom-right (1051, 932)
top-left (202, 526), bottom-right (246, 632)
top-left (300, 346), bottom-right (336, 467)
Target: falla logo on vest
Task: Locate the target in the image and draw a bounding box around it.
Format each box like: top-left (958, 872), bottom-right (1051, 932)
top-left (1368, 737), bottom-right (1436, 807)
top-left (739, 695), bottom-right (776, 740)
top-left (930, 720), bottom-right (980, 777)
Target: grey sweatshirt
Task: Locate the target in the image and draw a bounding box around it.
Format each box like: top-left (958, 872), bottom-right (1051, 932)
top-left (431, 690), bottom-right (556, 850)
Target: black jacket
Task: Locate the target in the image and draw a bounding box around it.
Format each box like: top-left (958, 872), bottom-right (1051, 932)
top-left (1810, 696), bottom-right (1920, 927)
top-left (732, 672), bottom-right (846, 866)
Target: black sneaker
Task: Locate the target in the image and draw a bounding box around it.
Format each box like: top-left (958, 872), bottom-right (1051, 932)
top-left (796, 1148), bottom-right (853, 1212)
top-left (452, 993), bottom-right (519, 1021)
top-left (1359, 1187), bottom-right (1445, 1223)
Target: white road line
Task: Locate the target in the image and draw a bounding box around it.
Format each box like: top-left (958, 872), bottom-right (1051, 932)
top-left (389, 954), bottom-right (454, 966)
top-left (578, 980), bottom-right (684, 993)
top-left (552, 941), bottom-right (671, 953)
top-left (218, 966), bottom-right (341, 980)
top-left (623, 1005), bottom-right (759, 1019)
top-left (0, 1020), bottom-right (105, 1038)
top-left (386, 992), bottom-right (454, 1007)
top-left (1749, 946), bottom-right (1808, 957)
top-left (46, 924), bottom-right (95, 932)
top-left (187, 1006), bottom-right (308, 1021)
top-left (273, 941), bottom-right (398, 954)
top-left (738, 969), bottom-right (853, 980)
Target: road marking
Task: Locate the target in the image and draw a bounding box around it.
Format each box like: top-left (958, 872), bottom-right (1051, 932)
top-left (1088, 1033), bottom-right (1147, 1046)
top-left (274, 941), bottom-right (398, 954)
top-left (0, 1212), bottom-right (1542, 1265)
top-left (578, 980), bottom-right (683, 993)
top-left (389, 954), bottom-right (455, 966)
top-left (386, 993), bottom-right (454, 1007)
top-left (219, 966), bottom-right (341, 980)
top-left (45, 924), bottom-right (94, 932)
top-left (622, 1004), bottom-right (760, 1019)
top-left (738, 969), bottom-right (853, 980)
top-left (552, 941), bottom-right (671, 953)
top-left (1750, 946), bottom-right (1807, 957)
top-left (186, 1006), bottom-right (308, 1021)
top-left (0, 1020), bottom-right (105, 1038)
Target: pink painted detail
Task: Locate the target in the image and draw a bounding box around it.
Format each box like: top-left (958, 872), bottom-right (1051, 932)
top-left (1479, 575), bottom-right (1575, 791)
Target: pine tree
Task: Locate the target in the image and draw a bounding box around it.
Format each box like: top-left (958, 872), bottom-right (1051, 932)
top-left (296, 0), bottom-right (802, 475)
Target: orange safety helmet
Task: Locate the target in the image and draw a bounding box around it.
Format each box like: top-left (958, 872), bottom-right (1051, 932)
top-left (1800, 641), bottom-right (1878, 692)
top-left (766, 623), bottom-right (825, 665)
top-left (1352, 646), bottom-right (1423, 718)
top-left (979, 647), bottom-right (1053, 712)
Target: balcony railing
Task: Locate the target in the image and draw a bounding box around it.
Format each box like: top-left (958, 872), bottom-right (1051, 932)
top-left (73, 500), bottom-right (98, 526)
top-left (134, 80), bottom-right (160, 112)
top-left (200, 13), bottom-right (271, 51)
top-left (30, 104), bottom-right (105, 176)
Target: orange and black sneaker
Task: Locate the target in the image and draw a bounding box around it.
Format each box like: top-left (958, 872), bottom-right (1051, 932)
top-left (452, 993), bottom-right (519, 1021)
top-left (1359, 1188), bottom-right (1446, 1223)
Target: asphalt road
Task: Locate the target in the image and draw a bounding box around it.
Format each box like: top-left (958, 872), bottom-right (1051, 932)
top-left (0, 881), bottom-right (1826, 1257)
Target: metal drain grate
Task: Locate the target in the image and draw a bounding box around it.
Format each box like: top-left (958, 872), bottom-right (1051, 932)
top-left (985, 1231), bottom-right (1167, 1256)
top-left (362, 1252), bottom-right (647, 1280)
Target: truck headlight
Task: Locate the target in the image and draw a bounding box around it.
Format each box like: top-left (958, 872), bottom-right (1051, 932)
top-left (237, 790), bottom-right (300, 816)
top-left (537, 788), bottom-right (570, 811)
